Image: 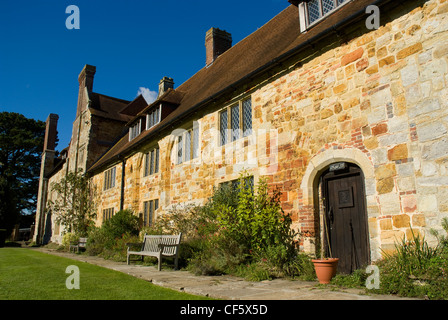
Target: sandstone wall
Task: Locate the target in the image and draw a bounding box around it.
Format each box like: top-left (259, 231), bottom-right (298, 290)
top-left (90, 0), bottom-right (448, 260)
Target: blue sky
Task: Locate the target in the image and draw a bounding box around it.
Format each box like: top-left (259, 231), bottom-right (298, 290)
top-left (0, 0), bottom-right (290, 151)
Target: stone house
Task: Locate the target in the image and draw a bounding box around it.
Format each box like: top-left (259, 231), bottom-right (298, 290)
top-left (35, 0), bottom-right (448, 274)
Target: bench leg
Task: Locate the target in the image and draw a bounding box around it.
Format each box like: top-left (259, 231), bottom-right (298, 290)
top-left (174, 256), bottom-right (179, 270)
top-left (127, 253), bottom-right (130, 265)
top-left (157, 252), bottom-right (162, 271)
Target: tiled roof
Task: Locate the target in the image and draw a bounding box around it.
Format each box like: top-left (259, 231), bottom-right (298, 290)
top-left (87, 0), bottom-right (378, 174)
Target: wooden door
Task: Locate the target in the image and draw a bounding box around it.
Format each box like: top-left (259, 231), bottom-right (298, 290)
top-left (321, 163), bottom-right (370, 274)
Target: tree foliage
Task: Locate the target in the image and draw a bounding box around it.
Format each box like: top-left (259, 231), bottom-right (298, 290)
top-left (48, 170), bottom-right (96, 236)
top-left (0, 112), bottom-right (45, 232)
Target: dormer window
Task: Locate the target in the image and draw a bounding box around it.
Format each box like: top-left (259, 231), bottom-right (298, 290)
top-left (129, 118), bottom-right (142, 141)
top-left (146, 105), bottom-right (161, 130)
top-left (299, 0), bottom-right (349, 31)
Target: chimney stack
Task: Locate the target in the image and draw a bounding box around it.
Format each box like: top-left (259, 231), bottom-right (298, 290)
top-left (158, 76), bottom-right (174, 97)
top-left (77, 64), bottom-right (96, 117)
top-left (43, 114), bottom-right (59, 151)
top-left (205, 28), bottom-right (232, 66)
top-left (78, 64), bottom-right (96, 93)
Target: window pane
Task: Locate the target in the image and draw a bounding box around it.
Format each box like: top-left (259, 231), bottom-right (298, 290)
top-left (111, 167), bottom-right (116, 188)
top-left (185, 130), bottom-right (191, 161)
top-left (144, 152), bottom-right (150, 176)
top-left (150, 150), bottom-right (155, 175)
top-left (220, 110), bottom-right (228, 146)
top-left (242, 98), bottom-right (252, 137)
top-left (149, 200), bottom-right (154, 226)
top-left (177, 135), bottom-right (183, 164)
top-left (193, 126), bottom-right (199, 159)
top-left (308, 0), bottom-right (321, 24)
top-left (143, 201), bottom-right (149, 226)
top-left (231, 104), bottom-right (240, 141)
top-left (155, 148), bottom-right (159, 173)
top-left (154, 199), bottom-right (159, 211)
top-left (322, 0), bottom-right (335, 14)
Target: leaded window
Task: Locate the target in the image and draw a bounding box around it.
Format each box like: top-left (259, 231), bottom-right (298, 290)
top-left (231, 104), bottom-right (240, 142)
top-left (242, 98), bottom-right (252, 137)
top-left (305, 0), bottom-right (348, 26)
top-left (102, 207), bottom-right (114, 222)
top-left (220, 110), bottom-right (228, 146)
top-left (146, 105), bottom-right (161, 130)
top-left (103, 166), bottom-right (116, 190)
top-left (177, 126), bottom-right (199, 164)
top-left (219, 96), bottom-right (252, 146)
top-left (143, 199), bottom-right (159, 227)
top-left (144, 146), bottom-right (159, 176)
top-left (129, 119), bottom-right (142, 141)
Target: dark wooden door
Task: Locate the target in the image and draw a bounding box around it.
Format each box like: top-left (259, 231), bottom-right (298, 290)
top-left (321, 163), bottom-right (370, 274)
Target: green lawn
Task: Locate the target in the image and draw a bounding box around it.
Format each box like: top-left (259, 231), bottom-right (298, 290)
top-left (0, 248), bottom-right (211, 300)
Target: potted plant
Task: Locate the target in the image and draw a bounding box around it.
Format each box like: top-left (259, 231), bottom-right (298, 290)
top-left (312, 208), bottom-right (338, 284)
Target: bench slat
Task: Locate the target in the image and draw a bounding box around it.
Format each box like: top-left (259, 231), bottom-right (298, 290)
top-left (126, 233), bottom-right (182, 271)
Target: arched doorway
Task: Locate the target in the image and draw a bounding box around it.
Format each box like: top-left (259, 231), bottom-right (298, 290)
top-left (319, 162), bottom-right (370, 274)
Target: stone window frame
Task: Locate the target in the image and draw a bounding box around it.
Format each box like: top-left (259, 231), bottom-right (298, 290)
top-left (102, 207), bottom-right (114, 223)
top-left (219, 96), bottom-right (253, 146)
top-left (143, 146), bottom-right (160, 177)
top-left (143, 199), bottom-right (159, 227)
top-left (219, 175), bottom-right (255, 193)
top-left (103, 166), bottom-right (116, 191)
top-left (298, 0), bottom-right (350, 33)
top-left (176, 125), bottom-right (200, 165)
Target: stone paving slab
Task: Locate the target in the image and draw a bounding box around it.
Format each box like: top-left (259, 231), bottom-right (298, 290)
top-left (31, 248), bottom-right (418, 300)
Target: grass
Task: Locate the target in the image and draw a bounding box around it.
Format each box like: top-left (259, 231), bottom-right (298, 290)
top-left (0, 248), bottom-right (212, 300)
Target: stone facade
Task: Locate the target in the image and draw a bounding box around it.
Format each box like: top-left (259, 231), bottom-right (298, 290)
top-left (36, 0), bottom-right (448, 264)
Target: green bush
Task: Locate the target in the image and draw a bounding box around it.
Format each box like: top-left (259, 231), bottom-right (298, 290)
top-left (61, 232), bottom-right (78, 249)
top-left (179, 175), bottom-right (300, 278)
top-left (101, 209), bottom-right (139, 241)
top-left (86, 209), bottom-right (140, 260)
top-left (374, 228), bottom-right (448, 299)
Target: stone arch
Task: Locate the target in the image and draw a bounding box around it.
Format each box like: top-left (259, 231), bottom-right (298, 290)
top-left (299, 147), bottom-right (379, 260)
top-left (300, 148), bottom-right (374, 207)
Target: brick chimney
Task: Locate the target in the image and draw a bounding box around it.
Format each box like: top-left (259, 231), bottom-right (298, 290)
top-left (43, 113), bottom-right (59, 151)
top-left (78, 64), bottom-right (96, 93)
top-left (205, 28), bottom-right (232, 66)
top-left (158, 76), bottom-right (174, 97)
top-left (77, 64), bottom-right (96, 117)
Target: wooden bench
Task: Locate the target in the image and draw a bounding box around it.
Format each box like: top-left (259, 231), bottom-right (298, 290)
top-left (126, 233), bottom-right (182, 271)
top-left (69, 237), bottom-right (88, 253)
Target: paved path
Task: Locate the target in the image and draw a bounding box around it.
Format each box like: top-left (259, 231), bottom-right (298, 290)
top-left (32, 248), bottom-right (417, 300)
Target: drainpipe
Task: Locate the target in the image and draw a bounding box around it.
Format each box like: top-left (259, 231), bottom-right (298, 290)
top-left (120, 157), bottom-right (126, 211)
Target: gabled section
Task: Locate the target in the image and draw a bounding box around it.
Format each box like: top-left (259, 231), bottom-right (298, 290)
top-left (126, 78), bottom-right (184, 142)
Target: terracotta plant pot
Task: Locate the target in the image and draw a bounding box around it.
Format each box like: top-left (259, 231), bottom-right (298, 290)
top-left (312, 258), bottom-right (339, 284)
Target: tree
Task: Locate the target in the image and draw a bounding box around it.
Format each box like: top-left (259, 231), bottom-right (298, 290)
top-left (0, 112), bottom-right (45, 234)
top-left (48, 170), bottom-right (96, 236)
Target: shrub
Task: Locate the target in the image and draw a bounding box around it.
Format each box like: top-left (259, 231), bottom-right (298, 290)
top-left (375, 228), bottom-right (448, 299)
top-left (86, 209), bottom-right (140, 260)
top-left (61, 232), bottom-right (78, 249)
top-left (184, 174), bottom-right (299, 277)
top-left (101, 209), bottom-right (139, 241)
